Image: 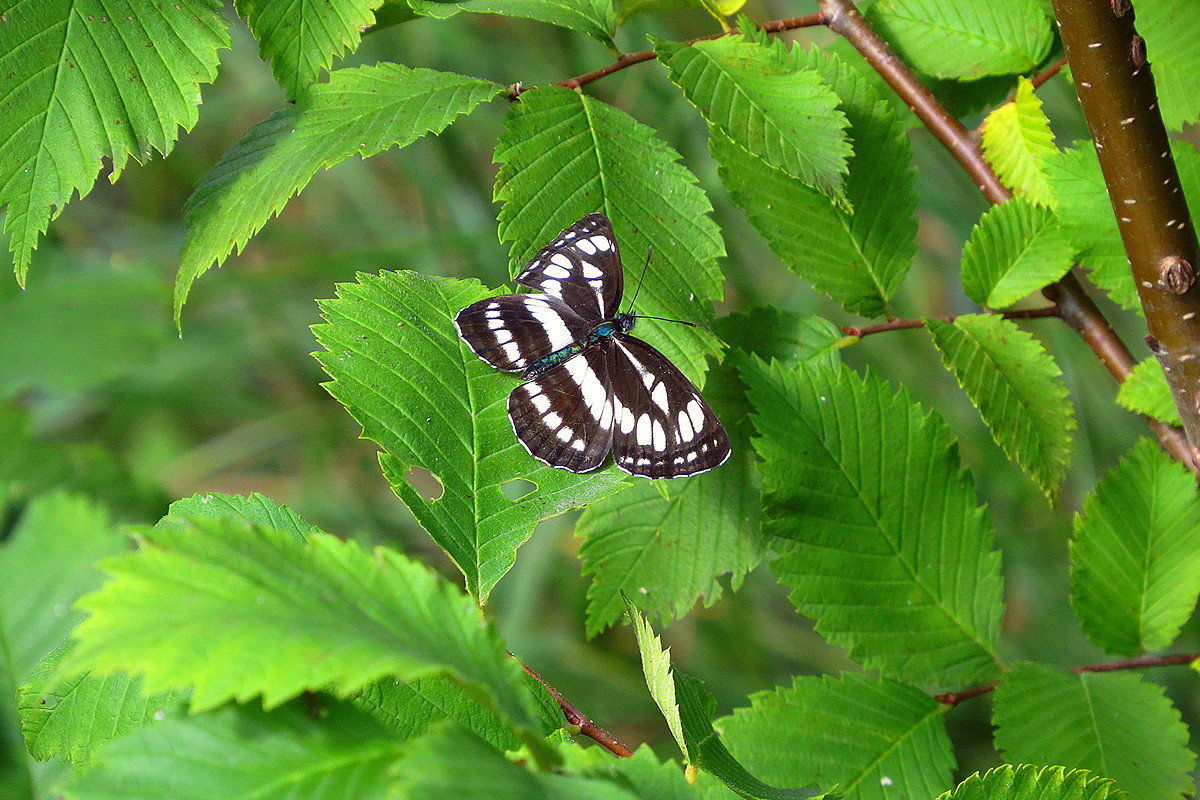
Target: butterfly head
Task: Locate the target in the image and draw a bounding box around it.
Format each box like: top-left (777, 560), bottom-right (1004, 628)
top-left (614, 312), bottom-right (637, 333)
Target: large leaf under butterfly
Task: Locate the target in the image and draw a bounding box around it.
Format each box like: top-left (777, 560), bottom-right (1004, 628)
top-left (455, 213), bottom-right (730, 479)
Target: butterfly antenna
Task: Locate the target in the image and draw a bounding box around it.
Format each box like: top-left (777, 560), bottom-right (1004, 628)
top-left (637, 314), bottom-right (698, 328)
top-left (626, 246), bottom-right (653, 313)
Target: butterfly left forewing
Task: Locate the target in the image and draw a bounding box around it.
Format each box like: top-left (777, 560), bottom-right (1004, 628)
top-left (507, 345), bottom-right (615, 473)
top-left (455, 293), bottom-right (591, 373)
top-left (516, 213), bottom-right (624, 321)
top-left (607, 335), bottom-right (730, 478)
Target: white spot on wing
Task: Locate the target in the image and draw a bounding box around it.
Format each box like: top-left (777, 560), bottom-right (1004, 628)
top-left (556, 426), bottom-right (574, 443)
top-left (651, 382), bottom-right (668, 410)
top-left (565, 356), bottom-right (608, 421)
top-left (652, 420), bottom-right (666, 451)
top-left (532, 394), bottom-right (550, 413)
top-left (576, 238), bottom-right (596, 255)
top-left (571, 439), bottom-right (586, 451)
top-left (488, 317), bottom-right (505, 331)
top-left (636, 414), bottom-right (652, 446)
top-left (493, 329), bottom-right (513, 344)
top-left (503, 341), bottom-right (523, 362)
top-left (543, 264), bottom-right (570, 279)
top-left (618, 403), bottom-right (635, 433)
top-left (677, 409), bottom-right (695, 441)
top-left (533, 305), bottom-right (574, 350)
top-left (589, 235), bottom-right (611, 252)
top-left (545, 411), bottom-right (562, 428)
top-left (582, 262), bottom-right (603, 279)
top-left (686, 399), bottom-right (704, 431)
top-left (550, 253), bottom-right (572, 270)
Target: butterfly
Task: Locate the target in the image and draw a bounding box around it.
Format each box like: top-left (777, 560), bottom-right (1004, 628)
top-left (454, 213), bottom-right (730, 479)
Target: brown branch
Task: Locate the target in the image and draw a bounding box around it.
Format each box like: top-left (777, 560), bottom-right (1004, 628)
top-left (935, 652), bottom-right (1200, 706)
top-left (507, 13), bottom-right (827, 99)
top-left (521, 661), bottom-right (634, 757)
top-left (1050, 0), bottom-right (1200, 469)
top-left (1031, 55), bottom-right (1069, 90)
top-left (842, 306), bottom-right (1061, 339)
top-left (817, 0), bottom-right (1198, 472)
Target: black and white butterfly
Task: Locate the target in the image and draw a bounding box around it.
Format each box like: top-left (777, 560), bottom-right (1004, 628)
top-left (454, 213), bottom-right (730, 479)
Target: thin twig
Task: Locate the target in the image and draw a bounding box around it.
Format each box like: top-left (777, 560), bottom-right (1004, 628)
top-left (817, 0), bottom-right (1197, 471)
top-left (842, 306), bottom-right (1061, 339)
top-left (1031, 55), bottom-right (1069, 90)
top-left (935, 652), bottom-right (1200, 706)
top-left (508, 13), bottom-right (827, 99)
top-left (521, 661), bottom-right (635, 757)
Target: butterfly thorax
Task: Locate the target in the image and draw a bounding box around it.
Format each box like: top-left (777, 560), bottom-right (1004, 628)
top-left (522, 313), bottom-right (636, 380)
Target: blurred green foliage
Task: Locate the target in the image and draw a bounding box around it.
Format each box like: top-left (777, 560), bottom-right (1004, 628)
top-left (2, 1), bottom-right (1199, 790)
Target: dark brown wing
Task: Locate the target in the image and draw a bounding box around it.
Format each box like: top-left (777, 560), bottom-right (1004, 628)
top-left (607, 335), bottom-right (730, 478)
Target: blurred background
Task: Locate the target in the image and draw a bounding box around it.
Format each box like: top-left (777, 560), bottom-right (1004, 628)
top-left (2, 0), bottom-right (1199, 784)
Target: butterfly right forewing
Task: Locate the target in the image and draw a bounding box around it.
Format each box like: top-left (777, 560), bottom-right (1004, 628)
top-left (515, 213), bottom-right (624, 321)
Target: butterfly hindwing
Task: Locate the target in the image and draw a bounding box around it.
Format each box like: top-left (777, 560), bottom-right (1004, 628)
top-left (515, 213), bottom-right (624, 321)
top-left (508, 344), bottom-right (615, 473)
top-left (455, 294), bottom-right (591, 373)
top-left (607, 335), bottom-right (730, 479)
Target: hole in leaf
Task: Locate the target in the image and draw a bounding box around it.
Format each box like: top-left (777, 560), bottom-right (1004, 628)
top-left (403, 467), bottom-right (444, 502)
top-left (501, 478), bottom-right (536, 501)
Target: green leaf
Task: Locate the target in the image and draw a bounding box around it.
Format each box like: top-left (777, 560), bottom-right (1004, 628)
top-left (980, 78), bottom-right (1056, 205)
top-left (992, 663), bottom-right (1194, 800)
top-left (1042, 142), bottom-right (1200, 312)
top-left (937, 765), bottom-right (1122, 800)
top-left (18, 642), bottom-right (187, 765)
top-left (351, 675), bottom-right (522, 752)
top-left (67, 515), bottom-right (537, 731)
top-left (627, 598), bottom-right (685, 755)
top-left (157, 491), bottom-right (321, 540)
top-left (1115, 358), bottom-right (1181, 426)
top-left (960, 199), bottom-right (1076, 308)
top-left (176, 64), bottom-right (501, 321)
top-left (655, 35), bottom-right (850, 196)
top-left (626, 602), bottom-right (822, 800)
top-left (313, 271), bottom-right (627, 599)
top-left (745, 359), bottom-right (1004, 689)
top-left (494, 86), bottom-right (725, 384)
top-left (716, 309), bottom-right (846, 364)
top-left (390, 722), bottom-right (642, 800)
top-left (0, 0), bottom-right (228, 282)
top-left (455, 0), bottom-right (616, 42)
top-left (63, 700), bottom-right (405, 800)
top-left (927, 314), bottom-right (1075, 501)
top-left (1136, 0), bottom-right (1200, 129)
top-left (577, 365), bottom-right (766, 635)
top-left (717, 674), bottom-right (954, 800)
top-left (1043, 143), bottom-right (1139, 312)
top-left (0, 492), bottom-right (125, 682)
top-left (867, 0), bottom-right (1053, 80)
top-left (577, 746), bottom-right (735, 800)
top-left (714, 49), bottom-right (917, 319)
top-left (1070, 438), bottom-right (1200, 655)
top-left (234, 0), bottom-right (381, 99)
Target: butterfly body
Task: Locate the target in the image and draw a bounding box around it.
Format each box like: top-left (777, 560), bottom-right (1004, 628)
top-left (523, 313), bottom-right (635, 380)
top-left (455, 213), bottom-right (730, 479)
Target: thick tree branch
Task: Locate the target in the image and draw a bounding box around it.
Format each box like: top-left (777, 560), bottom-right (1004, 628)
top-left (842, 306), bottom-right (1061, 338)
top-left (817, 0), bottom-right (1197, 470)
top-left (521, 661), bottom-right (634, 757)
top-left (935, 652), bottom-right (1200, 706)
top-left (1050, 0), bottom-right (1200, 468)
